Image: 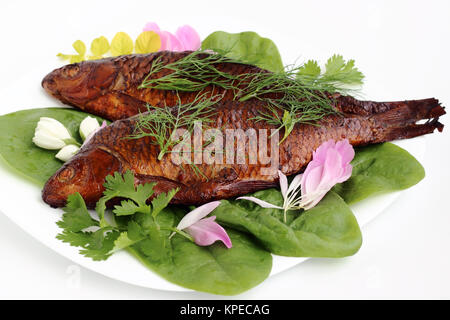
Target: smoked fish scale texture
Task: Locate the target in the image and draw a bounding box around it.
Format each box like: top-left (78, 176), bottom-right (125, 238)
top-left (42, 97), bottom-right (445, 208)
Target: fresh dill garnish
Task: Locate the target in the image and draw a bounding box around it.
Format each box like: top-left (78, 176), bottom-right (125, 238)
top-left (139, 51), bottom-right (363, 143)
top-left (129, 92), bottom-right (220, 162)
top-left (139, 51), bottom-right (246, 92)
top-left (138, 51), bottom-right (363, 144)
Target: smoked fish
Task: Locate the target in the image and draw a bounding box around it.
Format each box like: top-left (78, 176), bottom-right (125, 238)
top-left (42, 97), bottom-right (445, 208)
top-left (42, 51), bottom-right (265, 121)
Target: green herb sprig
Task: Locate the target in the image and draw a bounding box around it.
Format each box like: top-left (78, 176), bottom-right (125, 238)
top-left (56, 170), bottom-right (178, 261)
top-left (130, 92), bottom-right (221, 161)
top-left (138, 51), bottom-right (364, 143)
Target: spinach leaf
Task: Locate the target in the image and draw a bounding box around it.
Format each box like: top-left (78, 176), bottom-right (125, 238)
top-left (202, 31), bottom-right (284, 73)
top-left (0, 108), bottom-right (105, 186)
top-left (124, 207), bottom-right (272, 296)
top-left (333, 142), bottom-right (425, 204)
top-left (214, 190), bottom-right (362, 257)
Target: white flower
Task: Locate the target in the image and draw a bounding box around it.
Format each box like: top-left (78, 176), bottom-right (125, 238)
top-left (79, 116), bottom-right (100, 141)
top-left (81, 120), bottom-right (107, 148)
top-left (32, 117), bottom-right (73, 150)
top-left (55, 145), bottom-right (80, 162)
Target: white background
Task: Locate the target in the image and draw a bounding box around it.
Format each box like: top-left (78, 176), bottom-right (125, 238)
top-left (0, 0), bottom-right (449, 299)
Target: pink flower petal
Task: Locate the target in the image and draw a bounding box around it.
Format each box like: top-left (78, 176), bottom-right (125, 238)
top-left (160, 31), bottom-right (183, 51)
top-left (143, 22), bottom-right (161, 32)
top-left (335, 139), bottom-right (354, 165)
top-left (176, 201), bottom-right (221, 230)
top-left (175, 25), bottom-right (201, 51)
top-left (299, 139), bottom-right (355, 210)
top-left (185, 216), bottom-right (232, 248)
top-left (303, 164), bottom-right (324, 195)
top-left (312, 140), bottom-right (335, 163)
top-left (319, 148), bottom-right (344, 187)
top-left (336, 164), bottom-right (353, 183)
top-left (302, 190), bottom-right (328, 210)
top-left (236, 196), bottom-right (283, 209)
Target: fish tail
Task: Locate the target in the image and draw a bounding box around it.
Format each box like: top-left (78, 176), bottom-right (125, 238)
top-left (370, 98), bottom-right (445, 142)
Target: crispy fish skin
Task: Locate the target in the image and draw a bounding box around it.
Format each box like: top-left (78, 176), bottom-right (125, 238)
top-left (42, 51), bottom-right (266, 121)
top-left (42, 97), bottom-right (445, 208)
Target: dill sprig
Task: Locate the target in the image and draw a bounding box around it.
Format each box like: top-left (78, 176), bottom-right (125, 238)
top-left (139, 51), bottom-right (246, 92)
top-left (138, 51), bottom-right (364, 147)
top-left (139, 52), bottom-right (356, 143)
top-left (129, 92), bottom-right (220, 161)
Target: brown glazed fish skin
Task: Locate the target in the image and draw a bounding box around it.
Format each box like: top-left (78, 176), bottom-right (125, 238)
top-left (42, 51), bottom-right (266, 121)
top-left (42, 96), bottom-right (445, 208)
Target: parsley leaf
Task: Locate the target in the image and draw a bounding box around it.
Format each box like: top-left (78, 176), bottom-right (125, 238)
top-left (56, 228), bottom-right (119, 261)
top-left (95, 171), bottom-right (155, 226)
top-left (104, 171), bottom-right (156, 207)
top-left (323, 54), bottom-right (364, 85)
top-left (297, 59), bottom-right (321, 78)
top-left (56, 193), bottom-right (98, 232)
top-left (151, 188), bottom-right (179, 218)
top-left (297, 54), bottom-right (364, 87)
top-left (113, 200), bottom-right (144, 216)
top-left (56, 170), bottom-right (179, 261)
top-left (111, 232), bottom-right (140, 254)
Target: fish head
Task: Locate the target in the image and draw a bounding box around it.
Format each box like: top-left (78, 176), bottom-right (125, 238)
top-left (42, 59), bottom-right (119, 107)
top-left (42, 148), bottom-right (122, 208)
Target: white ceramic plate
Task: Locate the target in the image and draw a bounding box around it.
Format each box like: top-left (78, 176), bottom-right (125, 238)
top-left (0, 61), bottom-right (425, 292)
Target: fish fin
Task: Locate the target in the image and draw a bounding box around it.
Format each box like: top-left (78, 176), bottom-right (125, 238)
top-left (215, 180), bottom-right (278, 197)
top-left (338, 96), bottom-right (445, 118)
top-left (84, 92), bottom-right (147, 120)
top-left (135, 173), bottom-right (277, 205)
top-left (371, 98), bottom-right (445, 142)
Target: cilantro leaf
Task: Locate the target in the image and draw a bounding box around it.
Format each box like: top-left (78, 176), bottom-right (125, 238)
top-left (103, 171), bottom-right (156, 207)
top-left (111, 231), bottom-right (145, 254)
top-left (296, 54), bottom-right (364, 87)
top-left (324, 54), bottom-right (346, 75)
top-left (96, 170), bottom-right (154, 226)
top-left (79, 230), bottom-right (120, 261)
top-left (56, 228), bottom-right (120, 261)
top-left (323, 54), bottom-right (364, 85)
top-left (297, 60), bottom-right (321, 77)
top-left (127, 220), bottom-right (144, 240)
top-left (151, 188), bottom-right (179, 218)
top-left (113, 199), bottom-right (147, 216)
top-left (57, 230), bottom-right (93, 248)
top-left (56, 170), bottom-right (179, 262)
top-left (56, 193), bottom-right (98, 232)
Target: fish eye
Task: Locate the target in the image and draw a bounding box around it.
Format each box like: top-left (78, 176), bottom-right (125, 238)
top-left (61, 65), bottom-right (81, 78)
top-left (57, 167), bottom-right (75, 182)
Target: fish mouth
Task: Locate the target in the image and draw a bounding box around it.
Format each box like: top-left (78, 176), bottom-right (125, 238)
top-left (42, 188), bottom-right (68, 208)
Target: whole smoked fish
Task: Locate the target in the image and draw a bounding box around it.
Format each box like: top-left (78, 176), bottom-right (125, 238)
top-left (42, 97), bottom-right (445, 208)
top-left (42, 51), bottom-right (265, 121)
